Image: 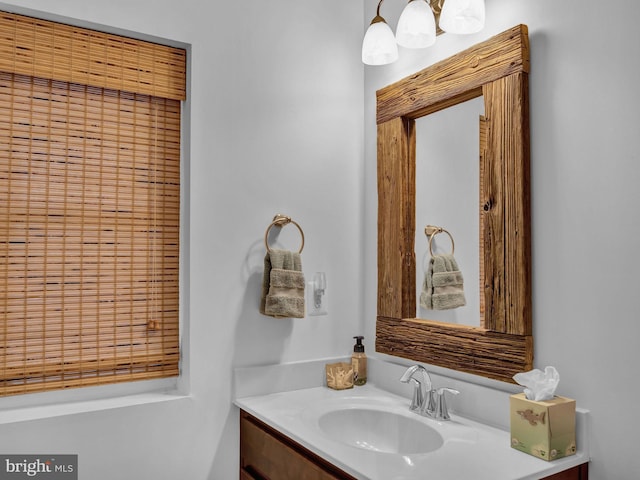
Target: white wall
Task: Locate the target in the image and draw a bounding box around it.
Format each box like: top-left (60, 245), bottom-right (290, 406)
top-left (0, 1), bottom-right (364, 479)
top-left (363, 1), bottom-right (640, 479)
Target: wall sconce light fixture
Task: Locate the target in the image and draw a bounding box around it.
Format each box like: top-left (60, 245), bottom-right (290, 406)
top-left (362, 0), bottom-right (485, 65)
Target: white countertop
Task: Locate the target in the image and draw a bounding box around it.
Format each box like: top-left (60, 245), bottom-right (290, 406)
top-left (235, 383), bottom-right (589, 480)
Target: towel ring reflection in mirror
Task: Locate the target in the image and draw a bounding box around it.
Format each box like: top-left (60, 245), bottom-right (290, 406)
top-left (425, 225), bottom-right (454, 256)
top-left (264, 214), bottom-right (305, 253)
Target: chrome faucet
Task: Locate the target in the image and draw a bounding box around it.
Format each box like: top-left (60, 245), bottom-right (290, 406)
top-left (400, 365), bottom-right (459, 421)
top-left (400, 365), bottom-right (434, 415)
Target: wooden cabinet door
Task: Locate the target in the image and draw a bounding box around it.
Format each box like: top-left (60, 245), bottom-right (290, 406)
top-left (240, 411), bottom-right (356, 480)
top-left (541, 463), bottom-right (589, 480)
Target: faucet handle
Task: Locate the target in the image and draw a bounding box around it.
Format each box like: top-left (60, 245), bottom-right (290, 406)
top-left (434, 387), bottom-right (459, 420)
top-left (436, 387), bottom-right (460, 395)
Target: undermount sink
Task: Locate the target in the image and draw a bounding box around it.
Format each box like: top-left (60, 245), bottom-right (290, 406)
top-left (302, 390), bottom-right (480, 460)
top-left (318, 407), bottom-right (444, 454)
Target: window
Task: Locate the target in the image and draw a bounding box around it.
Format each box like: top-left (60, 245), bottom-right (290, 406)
top-left (0, 11), bottom-right (186, 396)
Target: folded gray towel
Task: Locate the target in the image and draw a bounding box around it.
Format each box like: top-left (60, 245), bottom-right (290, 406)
top-left (420, 253), bottom-right (466, 310)
top-left (260, 249), bottom-right (305, 318)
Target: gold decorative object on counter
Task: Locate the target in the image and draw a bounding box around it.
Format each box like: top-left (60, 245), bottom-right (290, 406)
top-left (325, 362), bottom-right (354, 390)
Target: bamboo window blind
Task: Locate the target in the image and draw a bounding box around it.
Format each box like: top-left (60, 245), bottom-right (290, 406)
top-left (0, 11), bottom-right (186, 396)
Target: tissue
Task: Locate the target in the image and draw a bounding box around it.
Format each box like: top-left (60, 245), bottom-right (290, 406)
top-left (513, 366), bottom-right (559, 401)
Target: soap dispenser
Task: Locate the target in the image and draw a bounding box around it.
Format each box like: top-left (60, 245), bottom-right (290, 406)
top-left (351, 336), bottom-right (367, 386)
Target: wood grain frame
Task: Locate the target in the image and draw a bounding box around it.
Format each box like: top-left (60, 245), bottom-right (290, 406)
top-left (376, 25), bottom-right (532, 383)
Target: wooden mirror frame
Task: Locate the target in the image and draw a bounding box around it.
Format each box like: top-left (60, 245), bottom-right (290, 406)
top-left (375, 25), bottom-right (532, 383)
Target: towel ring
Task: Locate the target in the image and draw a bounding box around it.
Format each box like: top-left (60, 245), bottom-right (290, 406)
top-left (264, 214), bottom-right (305, 253)
top-left (425, 225), bottom-right (455, 256)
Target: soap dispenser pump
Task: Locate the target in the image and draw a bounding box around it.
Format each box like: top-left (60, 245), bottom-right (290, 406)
top-left (351, 336), bottom-right (367, 386)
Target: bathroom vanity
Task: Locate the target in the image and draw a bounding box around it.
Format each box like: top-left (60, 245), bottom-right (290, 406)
top-left (235, 383), bottom-right (589, 480)
top-left (240, 412), bottom-right (587, 480)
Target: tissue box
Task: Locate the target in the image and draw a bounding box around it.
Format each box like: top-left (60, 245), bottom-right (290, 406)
top-left (325, 362), bottom-right (353, 390)
top-left (510, 393), bottom-right (576, 461)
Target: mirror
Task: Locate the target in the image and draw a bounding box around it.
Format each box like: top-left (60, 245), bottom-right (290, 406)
top-left (415, 96), bottom-right (484, 326)
top-left (375, 25), bottom-right (532, 383)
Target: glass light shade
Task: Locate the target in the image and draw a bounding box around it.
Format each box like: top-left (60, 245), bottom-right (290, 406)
top-left (396, 0), bottom-right (436, 49)
top-left (362, 19), bottom-right (399, 65)
top-left (439, 0), bottom-right (485, 34)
